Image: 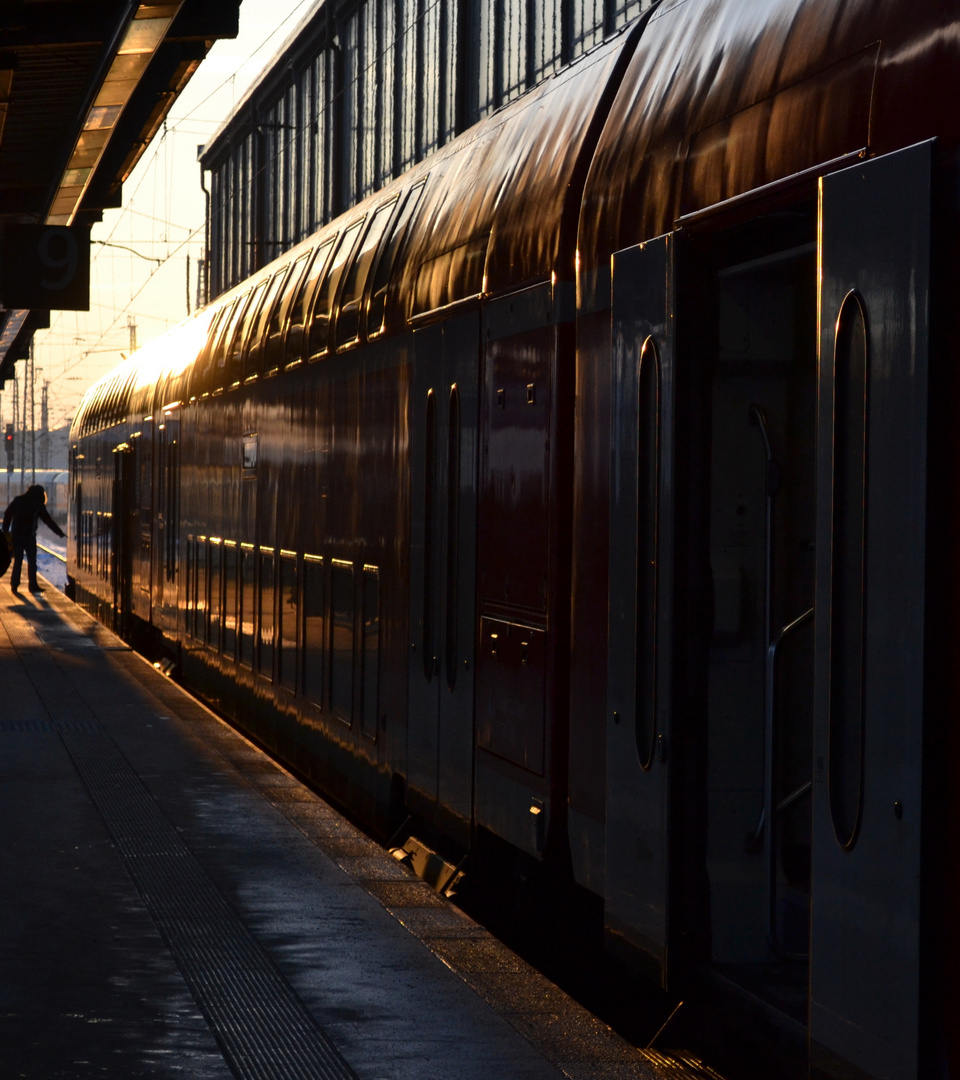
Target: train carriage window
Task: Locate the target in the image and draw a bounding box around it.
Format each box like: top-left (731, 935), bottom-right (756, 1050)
top-left (285, 238), bottom-right (335, 367)
top-left (302, 554), bottom-right (324, 708)
top-left (308, 221), bottom-right (364, 362)
top-left (367, 182), bottom-right (425, 338)
top-left (223, 540), bottom-right (238, 659)
top-left (230, 280), bottom-right (267, 385)
top-left (330, 559), bottom-right (355, 722)
top-left (336, 198), bottom-right (398, 348)
top-left (104, 379), bottom-right (121, 425)
top-left (361, 565), bottom-right (380, 741)
top-left (208, 538), bottom-right (222, 649)
top-left (278, 551), bottom-right (298, 692)
top-left (829, 291), bottom-right (869, 850)
top-left (265, 252), bottom-right (309, 371)
top-left (244, 269), bottom-right (287, 380)
top-left (239, 542), bottom-right (255, 668)
top-left (192, 303), bottom-right (230, 398)
top-left (259, 546), bottom-right (276, 680)
top-left (212, 295), bottom-right (249, 391)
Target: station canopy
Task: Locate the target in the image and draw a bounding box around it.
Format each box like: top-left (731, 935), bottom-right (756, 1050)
top-left (0, 0), bottom-right (242, 386)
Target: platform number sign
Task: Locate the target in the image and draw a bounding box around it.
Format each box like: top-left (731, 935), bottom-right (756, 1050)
top-left (1, 224), bottom-right (90, 311)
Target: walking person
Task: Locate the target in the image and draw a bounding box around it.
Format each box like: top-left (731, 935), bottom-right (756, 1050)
top-left (2, 484), bottom-right (66, 594)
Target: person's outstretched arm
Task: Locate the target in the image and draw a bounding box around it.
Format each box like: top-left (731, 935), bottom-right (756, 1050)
top-left (38, 507), bottom-right (65, 539)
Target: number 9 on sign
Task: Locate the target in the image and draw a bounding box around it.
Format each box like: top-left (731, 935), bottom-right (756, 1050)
top-left (0, 223), bottom-right (90, 311)
top-left (38, 228), bottom-right (79, 291)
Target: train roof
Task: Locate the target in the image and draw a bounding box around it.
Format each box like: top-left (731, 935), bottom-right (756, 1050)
top-left (579, 0), bottom-right (960, 301)
top-left (72, 26), bottom-right (638, 439)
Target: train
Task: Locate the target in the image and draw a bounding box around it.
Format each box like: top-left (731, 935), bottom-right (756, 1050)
top-left (66, 0), bottom-right (960, 1076)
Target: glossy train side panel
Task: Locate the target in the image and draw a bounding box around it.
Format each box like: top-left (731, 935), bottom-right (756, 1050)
top-left (173, 330), bottom-right (413, 830)
top-left (809, 143), bottom-right (931, 1080)
top-left (579, 0), bottom-right (960, 270)
top-left (474, 282), bottom-right (573, 861)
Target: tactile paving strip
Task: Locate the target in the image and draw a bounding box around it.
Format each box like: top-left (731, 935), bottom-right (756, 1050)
top-left (1, 607), bottom-right (360, 1080)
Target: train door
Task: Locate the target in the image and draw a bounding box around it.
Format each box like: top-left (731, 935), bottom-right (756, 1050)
top-left (135, 421), bottom-right (153, 622)
top-left (698, 219), bottom-right (819, 1022)
top-left (808, 142), bottom-right (931, 1080)
top-left (407, 312), bottom-right (479, 844)
top-left (609, 209), bottom-right (819, 1004)
top-left (111, 443), bottom-right (136, 636)
top-left (606, 235), bottom-right (676, 985)
top-left (156, 406), bottom-right (180, 635)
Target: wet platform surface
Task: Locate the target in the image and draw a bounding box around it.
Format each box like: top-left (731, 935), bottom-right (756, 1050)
top-left (0, 574), bottom-right (725, 1080)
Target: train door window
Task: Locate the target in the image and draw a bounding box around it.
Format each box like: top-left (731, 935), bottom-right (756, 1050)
top-left (278, 551), bottom-right (298, 692)
top-left (86, 511), bottom-right (95, 571)
top-left (361, 565), bottom-right (380, 740)
top-left (636, 336), bottom-right (660, 770)
top-left (244, 269), bottom-right (287, 380)
top-left (445, 384), bottom-right (461, 691)
top-left (336, 198), bottom-right (397, 348)
top-left (239, 542), bottom-right (255, 668)
top-left (265, 252), bottom-right (309, 371)
top-left (828, 291), bottom-right (868, 850)
top-left (104, 511), bottom-right (114, 582)
top-left (82, 511), bottom-right (93, 570)
top-left (367, 181), bottom-right (425, 338)
top-left (258, 546), bottom-right (275, 679)
top-left (330, 559), bottom-right (355, 722)
top-left (222, 540), bottom-right (238, 660)
top-left (208, 538), bottom-right (222, 649)
top-left (308, 220), bottom-right (363, 362)
top-left (96, 512), bottom-right (106, 578)
top-left (421, 388), bottom-right (438, 677)
top-left (700, 223), bottom-right (818, 1014)
top-left (163, 410), bottom-right (179, 582)
top-left (196, 537), bottom-right (208, 642)
top-left (285, 238), bottom-right (335, 367)
top-left (302, 554), bottom-right (324, 708)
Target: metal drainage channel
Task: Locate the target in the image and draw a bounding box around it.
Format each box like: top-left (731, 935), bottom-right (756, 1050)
top-left (2, 611), bottom-right (359, 1080)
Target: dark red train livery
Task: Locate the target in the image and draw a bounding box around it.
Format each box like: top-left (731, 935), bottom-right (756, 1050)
top-left (68, 2), bottom-right (960, 1076)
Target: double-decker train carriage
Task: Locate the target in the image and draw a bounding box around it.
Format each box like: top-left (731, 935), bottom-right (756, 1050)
top-left (68, 1), bottom-right (960, 1077)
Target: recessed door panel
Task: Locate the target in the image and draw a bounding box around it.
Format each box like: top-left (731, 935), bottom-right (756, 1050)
top-left (810, 141), bottom-right (931, 1080)
top-left (407, 314), bottom-right (479, 839)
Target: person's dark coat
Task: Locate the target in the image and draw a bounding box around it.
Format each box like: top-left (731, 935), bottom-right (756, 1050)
top-left (2, 485), bottom-right (65, 591)
top-left (3, 486), bottom-right (64, 542)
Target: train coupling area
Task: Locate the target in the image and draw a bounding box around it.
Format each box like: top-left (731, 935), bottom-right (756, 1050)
top-left (0, 577), bottom-right (727, 1080)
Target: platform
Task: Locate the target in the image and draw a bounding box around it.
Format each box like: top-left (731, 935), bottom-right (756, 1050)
top-left (0, 573), bottom-right (724, 1080)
